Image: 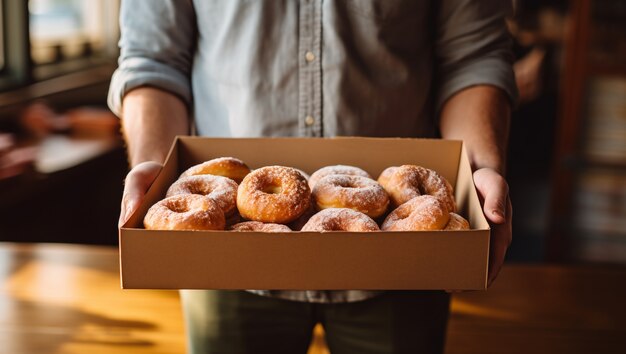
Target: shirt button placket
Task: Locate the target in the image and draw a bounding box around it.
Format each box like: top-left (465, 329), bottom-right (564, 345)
top-left (298, 0), bottom-right (322, 137)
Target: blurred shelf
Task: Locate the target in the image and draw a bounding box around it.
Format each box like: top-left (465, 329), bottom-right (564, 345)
top-left (549, 0), bottom-right (626, 263)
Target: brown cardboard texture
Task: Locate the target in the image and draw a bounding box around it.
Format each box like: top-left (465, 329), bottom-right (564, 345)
top-left (120, 137), bottom-right (490, 290)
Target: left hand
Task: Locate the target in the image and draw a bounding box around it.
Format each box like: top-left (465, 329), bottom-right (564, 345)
top-left (473, 167), bottom-right (512, 287)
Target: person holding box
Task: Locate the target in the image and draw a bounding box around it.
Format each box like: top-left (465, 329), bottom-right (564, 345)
top-left (110, 1), bottom-right (516, 353)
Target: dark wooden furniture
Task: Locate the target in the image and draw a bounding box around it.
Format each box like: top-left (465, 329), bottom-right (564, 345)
top-left (549, 0), bottom-right (626, 263)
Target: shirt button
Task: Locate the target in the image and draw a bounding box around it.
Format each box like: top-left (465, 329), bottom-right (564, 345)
top-left (305, 115), bottom-right (315, 126)
top-left (305, 51), bottom-right (315, 62)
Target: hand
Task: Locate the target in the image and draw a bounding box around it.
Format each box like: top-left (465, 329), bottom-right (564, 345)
top-left (119, 161), bottom-right (163, 228)
top-left (473, 168), bottom-right (512, 287)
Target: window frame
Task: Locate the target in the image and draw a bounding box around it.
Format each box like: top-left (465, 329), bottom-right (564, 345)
top-left (0, 0), bottom-right (31, 91)
top-left (0, 0), bottom-right (119, 92)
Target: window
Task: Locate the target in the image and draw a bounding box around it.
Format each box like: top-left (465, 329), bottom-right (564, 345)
top-left (0, 0), bottom-right (5, 71)
top-left (29, 0), bottom-right (118, 66)
top-left (0, 0), bottom-right (119, 91)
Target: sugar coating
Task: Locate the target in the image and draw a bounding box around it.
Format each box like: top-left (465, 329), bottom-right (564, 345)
top-left (444, 212), bottom-right (470, 230)
top-left (308, 165), bottom-right (372, 189)
top-left (180, 157), bottom-right (251, 183)
top-left (312, 175), bottom-right (389, 218)
top-left (237, 166), bottom-right (311, 223)
top-left (144, 194), bottom-right (225, 230)
top-left (302, 208), bottom-right (380, 232)
top-left (378, 165), bottom-right (456, 212)
top-left (166, 174), bottom-right (238, 216)
top-left (381, 195), bottom-right (450, 231)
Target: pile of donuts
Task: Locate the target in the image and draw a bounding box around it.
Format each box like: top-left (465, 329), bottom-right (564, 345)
top-left (143, 157), bottom-right (470, 232)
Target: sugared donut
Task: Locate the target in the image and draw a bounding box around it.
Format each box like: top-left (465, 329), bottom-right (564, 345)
top-left (144, 194), bottom-right (225, 230)
top-left (444, 212), bottom-right (470, 230)
top-left (301, 208), bottom-right (380, 232)
top-left (237, 166), bottom-right (311, 223)
top-left (381, 195), bottom-right (450, 231)
top-left (181, 157), bottom-right (251, 183)
top-left (230, 221), bottom-right (292, 232)
top-left (312, 175), bottom-right (389, 218)
top-left (166, 175), bottom-right (238, 216)
top-left (308, 165), bottom-right (372, 189)
top-left (378, 165), bottom-right (456, 212)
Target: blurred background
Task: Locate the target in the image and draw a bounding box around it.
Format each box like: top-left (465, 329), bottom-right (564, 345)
top-left (0, 1), bottom-right (625, 353)
top-left (1, 0), bottom-right (624, 264)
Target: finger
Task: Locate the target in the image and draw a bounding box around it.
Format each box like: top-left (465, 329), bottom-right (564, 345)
top-left (488, 198), bottom-right (513, 286)
top-left (119, 162), bottom-right (163, 228)
top-left (474, 169), bottom-right (508, 225)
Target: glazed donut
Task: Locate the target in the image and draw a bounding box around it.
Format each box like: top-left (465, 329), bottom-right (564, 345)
top-left (166, 175), bottom-right (238, 216)
top-left (230, 221), bottom-right (292, 232)
top-left (144, 194), bottom-right (225, 231)
top-left (444, 212), bottom-right (470, 230)
top-left (381, 195), bottom-right (450, 231)
top-left (308, 165), bottom-right (372, 189)
top-left (312, 175), bottom-right (389, 218)
top-left (301, 208), bottom-right (380, 232)
top-left (237, 166), bottom-right (311, 223)
top-left (181, 157), bottom-right (251, 183)
top-left (378, 165), bottom-right (456, 212)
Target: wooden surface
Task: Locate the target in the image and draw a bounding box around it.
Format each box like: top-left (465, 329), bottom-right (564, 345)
top-left (0, 243), bottom-right (184, 354)
top-left (1, 243), bottom-right (625, 354)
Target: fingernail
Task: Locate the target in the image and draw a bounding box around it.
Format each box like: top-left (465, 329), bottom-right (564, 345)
top-left (492, 209), bottom-right (504, 218)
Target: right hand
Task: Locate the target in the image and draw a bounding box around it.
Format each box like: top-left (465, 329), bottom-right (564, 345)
top-left (119, 161), bottom-right (163, 228)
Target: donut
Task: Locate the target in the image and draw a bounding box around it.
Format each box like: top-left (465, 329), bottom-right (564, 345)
top-left (312, 175), bottom-right (389, 218)
top-left (230, 221), bottom-right (292, 232)
top-left (301, 208), bottom-right (380, 232)
top-left (378, 165), bottom-right (456, 212)
top-left (308, 165), bottom-right (372, 189)
top-left (444, 212), bottom-right (470, 230)
top-left (144, 194), bottom-right (225, 230)
top-left (166, 175), bottom-right (238, 216)
top-left (381, 195), bottom-right (450, 231)
top-left (237, 166), bottom-right (311, 223)
top-left (181, 157), bottom-right (251, 183)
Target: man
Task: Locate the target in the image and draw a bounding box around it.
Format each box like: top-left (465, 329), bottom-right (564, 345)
top-left (110, 1), bottom-right (515, 353)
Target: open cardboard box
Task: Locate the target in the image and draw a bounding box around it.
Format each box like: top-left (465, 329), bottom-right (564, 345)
top-left (120, 137), bottom-right (490, 290)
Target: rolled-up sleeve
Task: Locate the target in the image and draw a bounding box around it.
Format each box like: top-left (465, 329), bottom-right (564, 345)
top-left (107, 0), bottom-right (196, 116)
top-left (435, 0), bottom-right (518, 109)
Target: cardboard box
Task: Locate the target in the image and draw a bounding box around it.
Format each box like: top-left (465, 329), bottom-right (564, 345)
top-left (120, 137), bottom-right (490, 290)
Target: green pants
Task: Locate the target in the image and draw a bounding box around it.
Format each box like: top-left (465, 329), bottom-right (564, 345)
top-left (180, 290), bottom-right (450, 354)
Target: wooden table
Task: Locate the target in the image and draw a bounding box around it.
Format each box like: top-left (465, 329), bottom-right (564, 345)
top-left (1, 243), bottom-right (625, 354)
top-left (0, 243), bottom-right (184, 354)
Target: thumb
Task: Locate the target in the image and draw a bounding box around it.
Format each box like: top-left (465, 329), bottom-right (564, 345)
top-left (473, 168), bottom-right (508, 225)
top-left (119, 161), bottom-right (163, 228)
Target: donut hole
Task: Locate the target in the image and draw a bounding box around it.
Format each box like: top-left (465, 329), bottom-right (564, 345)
top-left (261, 183), bottom-right (283, 195)
top-left (167, 199), bottom-right (190, 213)
top-left (396, 208), bottom-right (411, 220)
top-left (189, 185), bottom-right (210, 195)
top-left (336, 180), bottom-right (359, 189)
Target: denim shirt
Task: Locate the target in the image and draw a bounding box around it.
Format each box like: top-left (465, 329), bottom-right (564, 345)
top-left (109, 0), bottom-right (516, 303)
